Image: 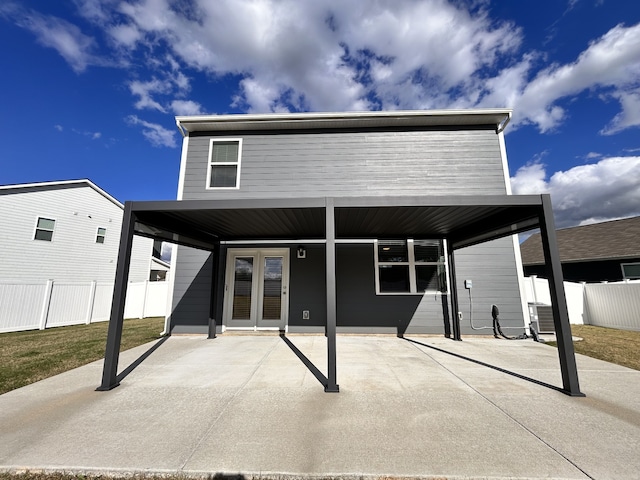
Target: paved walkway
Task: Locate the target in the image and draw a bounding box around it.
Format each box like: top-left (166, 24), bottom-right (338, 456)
top-left (1, 334), bottom-right (640, 479)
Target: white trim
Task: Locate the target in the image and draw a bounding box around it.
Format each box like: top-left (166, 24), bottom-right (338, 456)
top-left (163, 244), bottom-right (179, 335)
top-left (0, 179), bottom-right (123, 209)
top-left (223, 248), bottom-right (289, 330)
top-left (176, 109), bottom-right (513, 134)
top-left (177, 135), bottom-right (189, 200)
top-left (205, 138), bottom-right (243, 190)
top-left (498, 130), bottom-right (512, 195)
top-left (374, 239), bottom-right (448, 296)
top-left (33, 216), bottom-right (56, 242)
top-left (512, 235), bottom-right (530, 332)
top-left (220, 239), bottom-right (378, 245)
top-left (95, 226), bottom-right (107, 244)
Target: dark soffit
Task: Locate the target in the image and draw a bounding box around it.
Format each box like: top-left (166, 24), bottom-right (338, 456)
top-left (128, 195), bottom-right (544, 250)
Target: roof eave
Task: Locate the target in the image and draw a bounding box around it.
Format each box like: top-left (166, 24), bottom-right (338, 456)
top-left (175, 109), bottom-right (513, 134)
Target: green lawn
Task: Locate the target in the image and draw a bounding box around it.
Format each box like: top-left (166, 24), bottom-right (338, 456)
top-left (549, 324), bottom-right (640, 371)
top-left (0, 317), bottom-right (165, 395)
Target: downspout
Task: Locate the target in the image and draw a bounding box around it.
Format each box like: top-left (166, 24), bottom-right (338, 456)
top-left (175, 118), bottom-right (187, 137)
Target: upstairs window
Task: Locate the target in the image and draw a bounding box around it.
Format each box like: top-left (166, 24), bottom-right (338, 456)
top-left (375, 239), bottom-right (448, 294)
top-left (207, 138), bottom-right (242, 189)
top-left (96, 227), bottom-right (106, 244)
top-left (34, 217), bottom-right (55, 241)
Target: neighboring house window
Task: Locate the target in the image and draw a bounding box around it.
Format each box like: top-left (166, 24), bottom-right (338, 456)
top-left (621, 262), bottom-right (640, 280)
top-left (34, 217), bottom-right (55, 241)
top-left (96, 227), bottom-right (106, 244)
top-left (207, 138), bottom-right (242, 189)
top-left (375, 239), bottom-right (448, 294)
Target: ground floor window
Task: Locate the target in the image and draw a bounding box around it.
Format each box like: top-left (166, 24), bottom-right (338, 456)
top-left (375, 239), bottom-right (448, 294)
top-left (621, 262), bottom-right (640, 280)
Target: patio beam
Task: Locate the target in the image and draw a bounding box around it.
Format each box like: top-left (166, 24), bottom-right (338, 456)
top-left (325, 198), bottom-right (339, 392)
top-left (539, 195), bottom-right (583, 396)
top-left (97, 202), bottom-right (136, 391)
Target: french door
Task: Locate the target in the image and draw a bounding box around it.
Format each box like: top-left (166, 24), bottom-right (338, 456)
top-left (223, 248), bottom-right (289, 330)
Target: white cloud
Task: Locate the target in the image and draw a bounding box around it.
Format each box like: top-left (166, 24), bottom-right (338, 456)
top-left (128, 78), bottom-right (171, 112)
top-left (10, 0), bottom-right (640, 137)
top-left (72, 128), bottom-right (102, 139)
top-left (54, 124), bottom-right (63, 132)
top-left (125, 115), bottom-right (177, 148)
top-left (513, 23), bottom-right (640, 132)
top-left (171, 100), bottom-right (204, 115)
top-left (511, 156), bottom-right (640, 227)
top-left (2, 4), bottom-right (103, 73)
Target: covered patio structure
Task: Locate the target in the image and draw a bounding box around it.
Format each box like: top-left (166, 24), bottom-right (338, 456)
top-left (98, 194), bottom-right (583, 396)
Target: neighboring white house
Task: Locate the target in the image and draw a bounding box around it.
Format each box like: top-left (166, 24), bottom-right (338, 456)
top-left (0, 179), bottom-right (162, 332)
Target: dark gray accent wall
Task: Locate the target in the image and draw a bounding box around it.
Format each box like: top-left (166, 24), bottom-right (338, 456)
top-left (289, 244), bottom-right (326, 328)
top-left (454, 238), bottom-right (525, 335)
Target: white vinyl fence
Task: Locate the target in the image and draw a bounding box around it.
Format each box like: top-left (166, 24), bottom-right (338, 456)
top-left (524, 276), bottom-right (640, 331)
top-left (0, 280), bottom-right (169, 333)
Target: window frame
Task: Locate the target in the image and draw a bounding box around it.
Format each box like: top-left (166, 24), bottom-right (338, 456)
top-left (374, 238), bottom-right (449, 295)
top-left (96, 227), bottom-right (107, 244)
top-left (621, 262), bottom-right (640, 280)
top-left (205, 138), bottom-right (243, 190)
top-left (33, 216), bottom-right (56, 242)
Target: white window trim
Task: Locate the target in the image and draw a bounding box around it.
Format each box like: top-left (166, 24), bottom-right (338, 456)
top-left (33, 216), bottom-right (56, 242)
top-left (374, 239), bottom-right (449, 295)
top-left (206, 137), bottom-right (243, 190)
top-left (96, 227), bottom-right (107, 244)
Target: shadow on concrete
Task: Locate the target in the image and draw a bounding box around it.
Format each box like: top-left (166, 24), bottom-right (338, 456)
top-left (280, 333), bottom-right (328, 389)
top-left (404, 337), bottom-right (564, 394)
top-left (115, 335), bottom-right (170, 384)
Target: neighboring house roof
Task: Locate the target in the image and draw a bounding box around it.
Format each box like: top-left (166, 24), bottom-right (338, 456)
top-left (151, 257), bottom-right (171, 271)
top-left (0, 179), bottom-right (123, 209)
top-left (176, 108), bottom-right (512, 135)
top-left (520, 216), bottom-right (640, 265)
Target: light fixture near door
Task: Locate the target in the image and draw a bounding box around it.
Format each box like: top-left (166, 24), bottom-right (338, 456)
top-left (297, 246), bottom-right (306, 259)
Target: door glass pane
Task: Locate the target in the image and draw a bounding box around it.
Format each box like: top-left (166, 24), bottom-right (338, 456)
top-left (262, 257), bottom-right (283, 320)
top-left (232, 257), bottom-right (253, 320)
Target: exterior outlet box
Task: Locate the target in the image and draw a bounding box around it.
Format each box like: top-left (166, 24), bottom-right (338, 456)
top-left (464, 279), bottom-right (473, 289)
top-left (302, 310), bottom-right (310, 320)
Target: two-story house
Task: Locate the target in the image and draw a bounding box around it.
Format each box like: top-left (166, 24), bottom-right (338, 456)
top-left (99, 110), bottom-right (582, 396)
top-left (0, 179), bottom-right (157, 331)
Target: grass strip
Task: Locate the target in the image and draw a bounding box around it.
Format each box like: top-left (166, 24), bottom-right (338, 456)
top-left (0, 317), bottom-right (165, 395)
top-left (548, 324), bottom-right (640, 371)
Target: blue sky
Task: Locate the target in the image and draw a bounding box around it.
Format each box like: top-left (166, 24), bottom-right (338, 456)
top-left (1, 0), bottom-right (639, 228)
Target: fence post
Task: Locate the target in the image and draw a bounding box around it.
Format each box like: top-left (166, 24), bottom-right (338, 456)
top-left (86, 280), bottom-right (97, 324)
top-left (140, 280), bottom-right (149, 319)
top-left (39, 280), bottom-right (54, 330)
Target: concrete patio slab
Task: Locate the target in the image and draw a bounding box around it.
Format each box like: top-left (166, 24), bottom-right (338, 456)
top-left (1, 334), bottom-right (639, 479)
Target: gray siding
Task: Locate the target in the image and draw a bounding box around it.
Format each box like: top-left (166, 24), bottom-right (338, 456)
top-left (183, 128), bottom-right (506, 199)
top-left (171, 125), bottom-right (525, 334)
top-left (0, 184), bottom-right (152, 284)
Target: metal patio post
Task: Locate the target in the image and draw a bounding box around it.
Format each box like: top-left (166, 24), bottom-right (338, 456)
top-left (539, 195), bottom-right (583, 396)
top-left (209, 242), bottom-right (221, 339)
top-left (97, 202), bottom-right (136, 391)
top-left (325, 198), bottom-right (339, 392)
